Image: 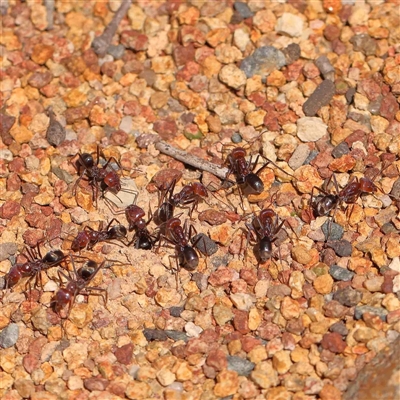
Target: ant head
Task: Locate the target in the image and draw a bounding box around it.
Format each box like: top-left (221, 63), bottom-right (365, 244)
top-left (126, 205), bottom-right (145, 223)
top-left (79, 153), bottom-right (94, 168)
top-left (359, 177), bottom-right (378, 194)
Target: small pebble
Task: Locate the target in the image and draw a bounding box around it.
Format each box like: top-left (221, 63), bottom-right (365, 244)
top-left (322, 221), bottom-right (344, 241)
top-left (390, 178), bottom-right (400, 200)
top-left (276, 13), bottom-right (304, 37)
top-left (297, 117), bottom-right (328, 142)
top-left (345, 87), bottom-right (356, 104)
top-left (191, 233), bottom-right (218, 256)
top-left (329, 265), bottom-right (354, 281)
top-left (143, 329), bottom-right (168, 341)
top-left (303, 80), bottom-right (336, 117)
top-left (282, 43), bottom-right (301, 64)
top-left (198, 210), bottom-right (227, 226)
top-left (169, 306), bottom-right (184, 317)
top-left (354, 306), bottom-right (388, 322)
top-left (0, 323), bottom-right (19, 348)
top-left (165, 330), bottom-right (189, 342)
top-left (326, 240), bottom-right (352, 257)
top-left (0, 149), bottom-right (13, 161)
top-left (46, 108), bottom-right (66, 147)
top-left (227, 356), bottom-right (255, 377)
top-left (231, 133), bottom-right (242, 143)
top-left (333, 287), bottom-right (362, 307)
top-left (107, 44), bottom-right (125, 59)
top-left (329, 321), bottom-right (348, 336)
top-left (315, 55), bottom-right (335, 80)
top-left (288, 144), bottom-right (311, 170)
top-left (234, 2), bottom-right (254, 18)
top-left (331, 142), bottom-right (350, 158)
top-left (304, 150), bottom-right (319, 165)
top-left (240, 46), bottom-right (286, 80)
top-left (0, 242), bottom-right (18, 262)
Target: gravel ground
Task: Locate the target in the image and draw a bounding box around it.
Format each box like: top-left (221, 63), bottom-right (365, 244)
top-left (0, 1), bottom-right (400, 399)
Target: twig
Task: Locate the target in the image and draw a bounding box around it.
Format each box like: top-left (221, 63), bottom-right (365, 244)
top-left (91, 0), bottom-right (132, 57)
top-left (155, 141), bottom-right (228, 180)
top-left (44, 0), bottom-right (55, 30)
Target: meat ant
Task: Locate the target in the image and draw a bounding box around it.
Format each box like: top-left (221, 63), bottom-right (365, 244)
top-left (244, 207), bottom-right (286, 264)
top-left (158, 217), bottom-right (207, 287)
top-left (311, 164), bottom-right (391, 240)
top-left (69, 219), bottom-right (128, 252)
top-left (52, 255), bottom-right (107, 319)
top-left (155, 179), bottom-right (208, 223)
top-left (72, 146), bottom-right (137, 207)
top-left (4, 243), bottom-right (65, 291)
top-left (125, 204), bottom-right (157, 250)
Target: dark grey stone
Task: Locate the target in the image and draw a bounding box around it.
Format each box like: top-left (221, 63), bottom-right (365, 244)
top-left (192, 233), bottom-right (218, 256)
top-left (143, 329), bottom-right (168, 341)
top-left (345, 87), bottom-right (356, 104)
top-left (331, 142), bottom-right (350, 159)
top-left (329, 265), bottom-right (355, 281)
top-left (165, 330), bottom-right (189, 342)
top-left (169, 306), bottom-right (184, 318)
top-left (327, 240), bottom-right (352, 257)
top-left (368, 97), bottom-right (382, 115)
top-left (304, 150), bottom-right (319, 165)
top-left (322, 221), bottom-right (344, 241)
top-left (107, 44), bottom-right (125, 59)
top-left (303, 79), bottom-right (336, 117)
top-left (227, 356), bottom-right (255, 376)
top-left (51, 166), bottom-right (74, 184)
top-left (192, 272), bottom-right (208, 292)
top-left (381, 223), bottom-right (399, 234)
top-left (350, 34), bottom-right (377, 56)
top-left (329, 321), bottom-right (349, 336)
top-left (234, 2), bottom-right (254, 18)
top-left (333, 287), bottom-right (362, 307)
top-left (0, 323), bottom-right (19, 348)
top-left (390, 178), bottom-right (400, 200)
top-left (315, 55), bottom-right (335, 80)
top-left (282, 43), bottom-right (301, 64)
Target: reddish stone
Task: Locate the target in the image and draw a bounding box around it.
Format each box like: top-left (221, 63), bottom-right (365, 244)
top-left (206, 349), bottom-right (227, 371)
top-left (198, 209), bottom-right (227, 225)
top-left (62, 55), bottom-right (87, 76)
top-left (359, 78), bottom-right (381, 101)
top-left (7, 172), bottom-right (21, 191)
top-left (124, 101), bottom-right (142, 116)
top-left (282, 332), bottom-right (296, 350)
top-left (173, 44), bottom-right (196, 67)
top-left (108, 382), bottom-right (126, 397)
top-left (65, 106), bottom-right (91, 124)
top-left (380, 93), bottom-right (399, 121)
top-left (286, 318), bottom-right (305, 335)
top-left (28, 70), bottom-right (53, 88)
top-left (171, 344), bottom-right (186, 358)
top-left (257, 321), bottom-right (280, 340)
top-left (150, 168), bottom-right (182, 190)
top-left (114, 343), bottom-right (133, 365)
top-left (0, 200), bottom-right (21, 219)
top-left (23, 354), bottom-right (40, 374)
top-left (84, 377), bottom-right (110, 391)
top-left (153, 117), bottom-right (178, 140)
top-left (200, 328), bottom-right (219, 344)
top-left (40, 84), bottom-right (59, 98)
top-left (60, 72), bottom-right (81, 88)
top-left (381, 273), bottom-right (394, 294)
top-left (321, 332), bottom-right (347, 353)
top-left (247, 92), bottom-right (266, 107)
top-left (101, 61), bottom-right (117, 78)
top-left (22, 229), bottom-right (44, 247)
top-left (46, 217), bottom-right (62, 241)
top-left (329, 155), bottom-right (356, 172)
top-left (180, 26), bottom-right (206, 47)
top-left (0, 113), bottom-right (16, 145)
top-left (203, 364), bottom-right (217, 379)
top-left (331, 39), bottom-right (347, 55)
top-left (262, 103), bottom-right (280, 131)
top-left (284, 59), bottom-right (303, 81)
top-left (110, 130), bottom-right (129, 146)
top-left (240, 269), bottom-right (258, 286)
top-left (241, 336), bottom-right (262, 352)
top-left (323, 301), bottom-right (348, 318)
top-left (25, 211), bottom-right (48, 229)
top-left (121, 59), bottom-right (143, 75)
top-left (185, 338), bottom-right (209, 355)
top-left (120, 30), bottom-right (148, 51)
top-left (232, 309), bottom-right (249, 334)
top-left (208, 267), bottom-right (236, 286)
top-left (324, 25), bottom-right (341, 41)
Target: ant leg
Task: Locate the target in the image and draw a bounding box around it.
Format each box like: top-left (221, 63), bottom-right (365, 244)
top-left (82, 287), bottom-right (109, 311)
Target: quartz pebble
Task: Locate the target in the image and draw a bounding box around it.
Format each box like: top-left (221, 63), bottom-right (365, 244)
top-left (297, 117), bottom-right (328, 142)
top-left (0, 323), bottom-right (19, 348)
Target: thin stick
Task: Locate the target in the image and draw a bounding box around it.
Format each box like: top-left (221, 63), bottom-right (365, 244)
top-left (91, 0), bottom-right (132, 57)
top-left (155, 141), bottom-right (229, 180)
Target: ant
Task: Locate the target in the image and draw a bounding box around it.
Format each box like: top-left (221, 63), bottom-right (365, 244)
top-left (159, 217), bottom-right (202, 281)
top-left (245, 208), bottom-right (286, 263)
top-left (4, 244), bottom-right (65, 290)
top-left (72, 146), bottom-right (135, 207)
top-left (125, 204), bottom-right (157, 250)
top-left (70, 219), bottom-right (128, 252)
top-left (156, 179), bottom-right (208, 223)
top-left (52, 255), bottom-right (107, 319)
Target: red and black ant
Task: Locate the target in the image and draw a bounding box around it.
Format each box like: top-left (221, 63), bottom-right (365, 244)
top-left (156, 179), bottom-right (208, 223)
top-left (245, 208), bottom-right (286, 263)
top-left (125, 204), bottom-right (157, 250)
top-left (52, 255), bottom-right (107, 319)
top-left (72, 146), bottom-right (136, 207)
top-left (70, 219), bottom-right (128, 252)
top-left (159, 217), bottom-right (202, 276)
top-left (4, 244), bottom-right (65, 290)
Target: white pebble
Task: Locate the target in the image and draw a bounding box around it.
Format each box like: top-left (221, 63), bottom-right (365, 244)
top-left (276, 13), bottom-right (304, 38)
top-left (0, 149), bottom-right (13, 161)
top-left (297, 117), bottom-right (327, 142)
top-left (184, 322), bottom-right (203, 338)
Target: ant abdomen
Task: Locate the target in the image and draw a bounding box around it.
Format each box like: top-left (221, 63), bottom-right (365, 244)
top-left (78, 153), bottom-right (94, 169)
top-left (244, 173), bottom-right (264, 195)
top-left (43, 250), bottom-right (65, 264)
top-left (180, 246), bottom-right (199, 271)
top-left (259, 237), bottom-right (273, 262)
